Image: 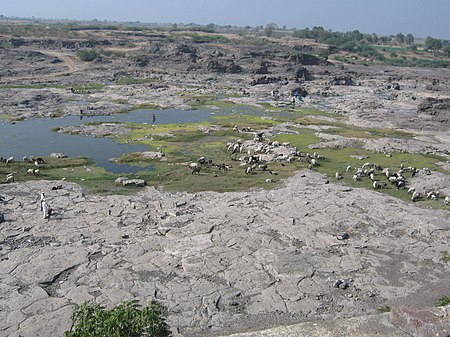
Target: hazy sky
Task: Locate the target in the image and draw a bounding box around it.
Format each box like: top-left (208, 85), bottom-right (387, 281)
top-left (2, 0), bottom-right (449, 39)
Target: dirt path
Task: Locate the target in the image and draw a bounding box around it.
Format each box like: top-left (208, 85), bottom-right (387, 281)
top-left (1, 49), bottom-right (83, 82)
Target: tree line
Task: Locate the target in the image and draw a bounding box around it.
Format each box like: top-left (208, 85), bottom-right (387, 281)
top-left (288, 26), bottom-right (449, 56)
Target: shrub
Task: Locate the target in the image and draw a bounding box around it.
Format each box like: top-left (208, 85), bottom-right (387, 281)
top-left (436, 296), bottom-right (450, 307)
top-left (441, 250), bottom-right (450, 263)
top-left (190, 34), bottom-right (230, 44)
top-left (76, 49), bottom-right (100, 62)
top-left (378, 305), bottom-right (391, 313)
top-left (65, 300), bottom-right (170, 337)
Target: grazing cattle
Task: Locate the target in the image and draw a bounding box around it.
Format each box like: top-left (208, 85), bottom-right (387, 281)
top-left (253, 132), bottom-right (264, 142)
top-left (35, 157), bottom-right (45, 165)
top-left (426, 191), bottom-right (439, 200)
top-left (372, 181), bottom-right (386, 189)
top-left (396, 180), bottom-right (405, 189)
top-left (216, 163), bottom-right (231, 171)
top-left (197, 157), bottom-right (207, 165)
top-left (191, 166), bottom-right (200, 174)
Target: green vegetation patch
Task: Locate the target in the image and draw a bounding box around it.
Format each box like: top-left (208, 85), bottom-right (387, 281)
top-left (65, 300), bottom-right (170, 337)
top-left (76, 49), bottom-right (100, 62)
top-left (0, 83), bottom-right (105, 91)
top-left (213, 113), bottom-right (281, 129)
top-left (324, 125), bottom-right (414, 140)
top-left (273, 129), bottom-right (321, 149)
top-left (436, 296), bottom-right (450, 307)
top-left (441, 251), bottom-right (450, 263)
top-left (181, 93), bottom-right (248, 110)
top-left (310, 148), bottom-right (448, 208)
top-left (116, 77), bottom-right (161, 85)
top-left (0, 114), bottom-right (25, 122)
top-left (378, 306), bottom-right (391, 313)
top-left (69, 83), bottom-right (105, 92)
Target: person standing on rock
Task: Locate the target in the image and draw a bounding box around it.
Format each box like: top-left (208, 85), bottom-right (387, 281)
top-left (40, 192), bottom-right (51, 219)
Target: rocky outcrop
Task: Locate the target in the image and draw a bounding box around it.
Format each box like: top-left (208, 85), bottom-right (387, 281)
top-left (417, 97), bottom-right (450, 115)
top-left (206, 59), bottom-right (242, 73)
top-left (253, 61), bottom-right (270, 74)
top-left (328, 75), bottom-right (355, 86)
top-left (295, 66), bottom-right (314, 82)
top-left (250, 75), bottom-right (286, 85)
top-left (389, 306), bottom-right (450, 337)
top-left (288, 52), bottom-right (325, 65)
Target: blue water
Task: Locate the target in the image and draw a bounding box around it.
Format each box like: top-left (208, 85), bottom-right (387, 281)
top-left (0, 107), bottom-right (263, 174)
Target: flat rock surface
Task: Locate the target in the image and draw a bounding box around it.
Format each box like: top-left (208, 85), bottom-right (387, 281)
top-left (1, 30), bottom-right (450, 337)
top-left (1, 170), bottom-right (449, 336)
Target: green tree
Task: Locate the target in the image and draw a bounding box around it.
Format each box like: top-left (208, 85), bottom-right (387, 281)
top-left (395, 33), bottom-right (405, 45)
top-left (444, 44), bottom-right (450, 57)
top-left (405, 33), bottom-right (414, 45)
top-left (264, 23), bottom-right (277, 37)
top-left (425, 36), bottom-right (442, 52)
top-left (379, 36), bottom-right (391, 44)
top-left (65, 300), bottom-right (170, 337)
top-left (350, 29), bottom-right (363, 41)
top-left (76, 50), bottom-right (99, 62)
top-left (371, 33), bottom-right (379, 43)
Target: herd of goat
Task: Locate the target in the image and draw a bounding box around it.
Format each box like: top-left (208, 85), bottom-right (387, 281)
top-left (1, 133), bottom-right (449, 206)
top-left (1, 156), bottom-right (45, 183)
top-left (188, 131), bottom-right (450, 205)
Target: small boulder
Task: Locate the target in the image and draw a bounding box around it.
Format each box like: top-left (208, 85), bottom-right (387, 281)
top-left (122, 179), bottom-right (146, 187)
top-left (49, 153), bottom-right (67, 158)
top-left (115, 177), bottom-right (128, 184)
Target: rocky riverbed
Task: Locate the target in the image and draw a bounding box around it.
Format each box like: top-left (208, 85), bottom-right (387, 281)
top-left (1, 25), bottom-right (450, 336)
top-left (1, 171), bottom-right (449, 336)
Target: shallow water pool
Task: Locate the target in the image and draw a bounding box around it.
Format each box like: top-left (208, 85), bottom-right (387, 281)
top-left (0, 107), bottom-right (261, 173)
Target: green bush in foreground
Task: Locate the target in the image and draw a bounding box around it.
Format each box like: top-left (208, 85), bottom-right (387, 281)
top-left (65, 300), bottom-right (170, 337)
top-left (436, 296), bottom-right (450, 307)
top-left (441, 250), bottom-right (450, 263)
